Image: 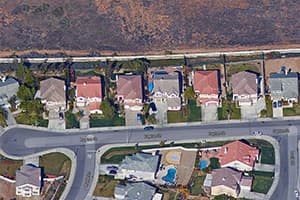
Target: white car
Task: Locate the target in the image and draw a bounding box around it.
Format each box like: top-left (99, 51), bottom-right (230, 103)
top-left (295, 189), bottom-right (299, 198)
top-left (253, 131), bottom-right (263, 136)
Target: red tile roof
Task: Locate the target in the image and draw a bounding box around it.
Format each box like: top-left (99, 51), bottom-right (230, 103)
top-left (76, 76), bottom-right (102, 98)
top-left (88, 101), bottom-right (101, 111)
top-left (218, 141), bottom-right (259, 169)
top-left (194, 70), bottom-right (219, 95)
top-left (117, 75), bottom-right (143, 100)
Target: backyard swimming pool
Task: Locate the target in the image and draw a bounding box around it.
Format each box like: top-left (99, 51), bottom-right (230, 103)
top-left (162, 168), bottom-right (176, 184)
top-left (198, 160), bottom-right (208, 170)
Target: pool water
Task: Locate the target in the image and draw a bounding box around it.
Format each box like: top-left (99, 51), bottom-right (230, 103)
top-left (199, 160), bottom-right (208, 170)
top-left (162, 168), bottom-right (176, 184)
top-left (148, 82), bottom-right (154, 92)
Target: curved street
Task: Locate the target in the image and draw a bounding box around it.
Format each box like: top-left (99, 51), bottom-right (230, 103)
top-left (0, 118), bottom-right (299, 200)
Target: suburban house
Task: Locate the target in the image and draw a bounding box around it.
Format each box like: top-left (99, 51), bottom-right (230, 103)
top-left (16, 165), bottom-right (42, 197)
top-left (192, 70), bottom-right (221, 106)
top-left (114, 182), bottom-right (162, 200)
top-left (0, 76), bottom-right (19, 108)
top-left (211, 167), bottom-right (242, 198)
top-left (153, 72), bottom-right (181, 110)
top-left (218, 141), bottom-right (259, 171)
top-left (75, 76), bottom-right (103, 114)
top-left (38, 77), bottom-right (66, 111)
top-left (231, 71), bottom-right (259, 106)
top-left (116, 74), bottom-right (143, 110)
top-left (270, 67), bottom-right (300, 103)
top-left (204, 168), bottom-right (253, 198)
top-left (116, 152), bottom-right (160, 181)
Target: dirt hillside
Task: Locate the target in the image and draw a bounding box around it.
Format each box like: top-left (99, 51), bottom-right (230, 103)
top-left (0, 0), bottom-right (299, 53)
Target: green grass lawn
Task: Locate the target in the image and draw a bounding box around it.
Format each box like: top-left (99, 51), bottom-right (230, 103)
top-left (15, 112), bottom-right (48, 127)
top-left (283, 104), bottom-right (300, 116)
top-left (218, 100), bottom-right (241, 120)
top-left (65, 111), bottom-right (80, 129)
top-left (167, 99), bottom-right (201, 123)
top-left (252, 175), bottom-right (274, 194)
top-left (93, 175), bottom-right (120, 197)
top-left (90, 115), bottom-right (125, 127)
top-left (189, 175), bottom-right (206, 196)
top-left (248, 139), bottom-right (275, 165)
top-left (0, 155), bottom-right (23, 177)
top-left (39, 153), bottom-right (71, 178)
top-left (261, 96), bottom-right (273, 118)
top-left (149, 59), bottom-right (184, 67)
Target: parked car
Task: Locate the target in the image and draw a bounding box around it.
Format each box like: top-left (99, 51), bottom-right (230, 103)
top-left (252, 130), bottom-right (263, 136)
top-left (144, 126), bottom-right (154, 131)
top-left (295, 189), bottom-right (299, 198)
top-left (59, 112), bottom-right (64, 120)
top-left (137, 113), bottom-right (142, 123)
top-left (278, 100), bottom-right (282, 107)
top-left (273, 101), bottom-right (277, 108)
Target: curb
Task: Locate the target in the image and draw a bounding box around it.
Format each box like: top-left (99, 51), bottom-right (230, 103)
top-left (89, 135), bottom-right (279, 200)
top-left (0, 147), bottom-right (76, 200)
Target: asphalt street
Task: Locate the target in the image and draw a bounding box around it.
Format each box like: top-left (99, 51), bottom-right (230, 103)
top-left (0, 119), bottom-right (299, 200)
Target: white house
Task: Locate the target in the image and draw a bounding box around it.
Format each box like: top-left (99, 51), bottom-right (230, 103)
top-left (153, 72), bottom-right (181, 111)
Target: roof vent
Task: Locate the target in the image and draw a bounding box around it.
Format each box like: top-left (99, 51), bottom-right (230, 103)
top-left (1, 76), bottom-right (6, 82)
top-left (222, 177), bottom-right (226, 182)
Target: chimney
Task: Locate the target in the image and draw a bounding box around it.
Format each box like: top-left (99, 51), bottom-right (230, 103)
top-left (224, 147), bottom-right (228, 154)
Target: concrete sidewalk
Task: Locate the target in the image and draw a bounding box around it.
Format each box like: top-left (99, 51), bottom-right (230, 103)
top-left (254, 163), bottom-right (275, 172)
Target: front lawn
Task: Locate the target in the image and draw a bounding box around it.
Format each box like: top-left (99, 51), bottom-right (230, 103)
top-left (167, 99), bottom-right (201, 123)
top-left (248, 139), bottom-right (275, 165)
top-left (90, 114), bottom-right (125, 127)
top-left (260, 96), bottom-right (273, 118)
top-left (252, 174), bottom-right (274, 194)
top-left (65, 111), bottom-right (80, 129)
top-left (218, 99), bottom-right (241, 120)
top-left (39, 153), bottom-right (71, 178)
top-left (283, 104), bottom-right (300, 116)
top-left (189, 175), bottom-right (206, 196)
top-left (93, 175), bottom-right (119, 197)
top-left (0, 155), bottom-right (23, 178)
top-left (15, 112), bottom-right (48, 127)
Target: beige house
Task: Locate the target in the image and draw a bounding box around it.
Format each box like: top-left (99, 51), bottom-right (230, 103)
top-left (39, 77), bottom-right (66, 111)
top-left (210, 168), bottom-right (242, 198)
top-left (16, 165), bottom-right (42, 197)
top-left (231, 71), bottom-right (259, 106)
top-left (116, 74), bottom-right (143, 111)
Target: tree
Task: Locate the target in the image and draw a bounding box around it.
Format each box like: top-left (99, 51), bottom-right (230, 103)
top-left (17, 85), bottom-right (34, 101)
top-left (15, 64), bottom-right (26, 81)
top-left (184, 86), bottom-right (195, 100)
top-left (209, 157), bottom-right (221, 169)
top-left (100, 99), bottom-right (115, 119)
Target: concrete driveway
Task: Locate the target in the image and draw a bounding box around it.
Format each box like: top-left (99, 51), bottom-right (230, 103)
top-left (201, 104), bottom-right (218, 122)
top-left (125, 109), bottom-right (142, 126)
top-left (48, 110), bottom-right (65, 130)
top-left (241, 105), bottom-right (258, 120)
top-left (241, 98), bottom-right (266, 120)
top-left (155, 101), bottom-right (168, 125)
